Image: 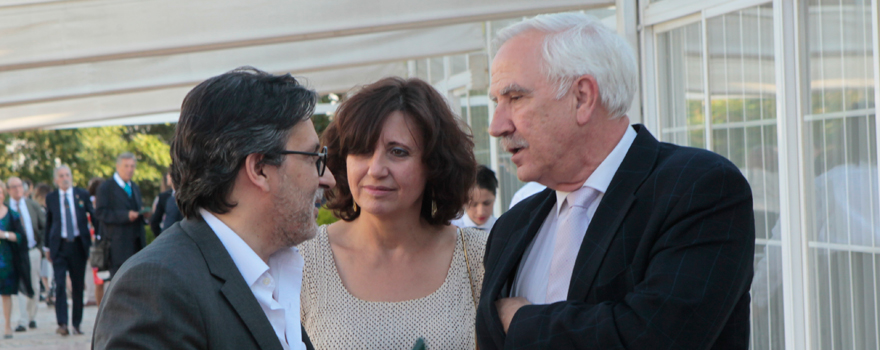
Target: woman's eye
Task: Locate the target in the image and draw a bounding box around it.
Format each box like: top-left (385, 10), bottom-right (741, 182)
top-left (390, 148), bottom-right (409, 157)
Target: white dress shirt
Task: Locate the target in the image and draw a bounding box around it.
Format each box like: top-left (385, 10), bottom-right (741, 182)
top-left (58, 188), bottom-right (80, 240)
top-left (512, 126), bottom-right (637, 304)
top-left (509, 182), bottom-right (547, 210)
top-left (201, 209), bottom-right (306, 350)
top-left (113, 173), bottom-right (129, 192)
top-left (451, 212), bottom-right (497, 231)
top-left (10, 198), bottom-right (36, 249)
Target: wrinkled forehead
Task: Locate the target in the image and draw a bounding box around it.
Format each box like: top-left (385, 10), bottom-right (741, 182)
top-left (55, 168), bottom-right (70, 178)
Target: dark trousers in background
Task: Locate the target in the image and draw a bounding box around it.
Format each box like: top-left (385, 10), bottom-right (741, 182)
top-left (53, 236), bottom-right (86, 328)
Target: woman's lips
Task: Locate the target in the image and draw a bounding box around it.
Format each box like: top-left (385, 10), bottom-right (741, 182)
top-left (363, 185), bottom-right (394, 196)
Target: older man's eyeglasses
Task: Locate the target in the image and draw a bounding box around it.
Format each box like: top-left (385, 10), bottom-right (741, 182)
top-left (280, 146), bottom-right (328, 176)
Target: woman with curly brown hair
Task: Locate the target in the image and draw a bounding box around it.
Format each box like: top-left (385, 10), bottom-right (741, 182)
top-left (300, 77), bottom-right (486, 349)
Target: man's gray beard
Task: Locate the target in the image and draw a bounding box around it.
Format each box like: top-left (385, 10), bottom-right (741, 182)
top-left (271, 180), bottom-right (318, 248)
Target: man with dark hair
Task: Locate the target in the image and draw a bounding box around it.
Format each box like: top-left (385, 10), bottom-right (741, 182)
top-left (45, 166), bottom-right (95, 336)
top-left (452, 165), bottom-right (498, 231)
top-left (477, 13), bottom-right (754, 349)
top-left (95, 152), bottom-right (146, 278)
top-left (150, 173), bottom-right (173, 236)
top-left (93, 67), bottom-right (335, 350)
top-left (150, 172), bottom-right (181, 235)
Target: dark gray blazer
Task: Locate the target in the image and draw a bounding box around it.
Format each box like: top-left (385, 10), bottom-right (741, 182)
top-left (91, 218), bottom-right (315, 350)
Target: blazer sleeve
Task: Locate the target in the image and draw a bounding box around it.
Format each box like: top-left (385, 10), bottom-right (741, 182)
top-left (92, 261), bottom-right (206, 349)
top-left (44, 196), bottom-right (54, 250)
top-left (82, 188), bottom-right (96, 223)
top-left (95, 183), bottom-right (131, 225)
top-left (504, 164), bottom-right (755, 349)
top-left (33, 200), bottom-right (47, 237)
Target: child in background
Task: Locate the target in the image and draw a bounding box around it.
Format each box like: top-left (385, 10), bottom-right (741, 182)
top-left (451, 165), bottom-right (498, 231)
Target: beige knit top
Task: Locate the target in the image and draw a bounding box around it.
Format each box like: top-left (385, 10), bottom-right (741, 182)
top-left (300, 225), bottom-right (488, 350)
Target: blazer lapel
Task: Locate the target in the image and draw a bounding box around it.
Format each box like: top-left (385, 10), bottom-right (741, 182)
top-left (483, 189), bottom-right (556, 346)
top-left (131, 183), bottom-right (141, 208)
top-left (111, 180), bottom-right (135, 209)
top-left (493, 189), bottom-right (556, 295)
top-left (180, 219), bottom-right (283, 350)
top-left (567, 125), bottom-right (660, 300)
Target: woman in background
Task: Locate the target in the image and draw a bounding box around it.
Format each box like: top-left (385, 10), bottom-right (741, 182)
top-left (0, 182), bottom-right (33, 338)
top-left (301, 77), bottom-right (485, 349)
top-left (451, 165), bottom-right (499, 232)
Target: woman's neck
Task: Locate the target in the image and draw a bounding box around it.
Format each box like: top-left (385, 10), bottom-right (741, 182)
top-left (343, 212), bottom-right (441, 252)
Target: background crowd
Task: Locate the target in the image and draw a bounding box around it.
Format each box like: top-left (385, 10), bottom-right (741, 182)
top-left (0, 134), bottom-right (498, 344)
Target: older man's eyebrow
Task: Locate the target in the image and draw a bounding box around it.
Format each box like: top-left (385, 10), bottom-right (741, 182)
top-left (490, 83), bottom-right (531, 103)
top-left (501, 84), bottom-right (531, 98)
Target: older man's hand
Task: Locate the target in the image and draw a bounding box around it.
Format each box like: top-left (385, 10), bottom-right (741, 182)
top-left (495, 297), bottom-right (531, 333)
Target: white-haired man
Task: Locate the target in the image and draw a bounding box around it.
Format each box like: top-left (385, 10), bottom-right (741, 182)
top-left (476, 13), bottom-right (755, 349)
top-left (45, 166), bottom-right (95, 336)
top-left (95, 152), bottom-right (146, 279)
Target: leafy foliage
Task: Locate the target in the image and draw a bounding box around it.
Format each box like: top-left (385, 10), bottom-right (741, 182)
top-left (316, 207), bottom-right (339, 226)
top-left (1, 124), bottom-right (174, 207)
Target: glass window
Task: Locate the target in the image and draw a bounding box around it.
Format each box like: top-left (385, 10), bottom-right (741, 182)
top-left (707, 6), bottom-right (783, 350)
top-left (657, 22), bottom-right (705, 148)
top-left (803, 0), bottom-right (879, 349)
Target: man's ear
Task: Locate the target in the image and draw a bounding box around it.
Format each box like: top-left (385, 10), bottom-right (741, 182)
top-left (243, 153), bottom-right (271, 192)
top-left (574, 75), bottom-right (600, 126)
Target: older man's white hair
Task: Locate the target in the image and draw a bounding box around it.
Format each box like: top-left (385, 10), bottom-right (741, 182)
top-left (54, 164), bottom-right (72, 178)
top-left (494, 12), bottom-right (638, 119)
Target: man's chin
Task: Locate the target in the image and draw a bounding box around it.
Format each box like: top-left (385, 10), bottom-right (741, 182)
top-left (515, 167), bottom-right (539, 183)
top-left (292, 222), bottom-right (318, 246)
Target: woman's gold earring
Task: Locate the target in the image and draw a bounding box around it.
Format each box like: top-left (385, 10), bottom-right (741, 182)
top-left (353, 200), bottom-right (358, 212)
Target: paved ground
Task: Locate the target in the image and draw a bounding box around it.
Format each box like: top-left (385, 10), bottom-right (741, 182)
top-left (0, 295), bottom-right (96, 350)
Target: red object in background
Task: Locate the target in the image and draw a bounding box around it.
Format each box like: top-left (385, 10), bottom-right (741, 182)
top-left (93, 267), bottom-right (103, 285)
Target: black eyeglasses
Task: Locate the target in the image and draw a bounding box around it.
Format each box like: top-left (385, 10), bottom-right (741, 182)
top-left (280, 146), bottom-right (327, 176)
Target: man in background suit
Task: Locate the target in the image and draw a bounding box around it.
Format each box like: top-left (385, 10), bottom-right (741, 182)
top-left (5, 177), bottom-right (45, 332)
top-left (93, 67), bottom-right (335, 349)
top-left (45, 166), bottom-right (95, 336)
top-left (95, 152), bottom-right (146, 278)
top-left (150, 173), bottom-right (172, 236)
top-left (151, 172), bottom-right (182, 235)
top-left (476, 13), bottom-right (755, 349)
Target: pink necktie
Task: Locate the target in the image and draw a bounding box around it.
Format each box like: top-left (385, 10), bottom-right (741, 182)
top-left (546, 186), bottom-right (600, 303)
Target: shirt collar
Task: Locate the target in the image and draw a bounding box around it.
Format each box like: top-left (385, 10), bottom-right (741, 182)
top-left (200, 209), bottom-right (269, 287)
top-left (113, 173), bottom-right (128, 189)
top-left (461, 212), bottom-right (496, 230)
top-left (555, 125), bottom-right (638, 214)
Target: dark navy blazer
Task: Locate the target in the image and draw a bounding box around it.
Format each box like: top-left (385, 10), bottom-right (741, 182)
top-left (45, 187), bottom-right (94, 259)
top-left (476, 125), bottom-right (755, 349)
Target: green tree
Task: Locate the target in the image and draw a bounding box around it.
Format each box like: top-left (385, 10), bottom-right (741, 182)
top-left (1, 125), bottom-right (173, 207)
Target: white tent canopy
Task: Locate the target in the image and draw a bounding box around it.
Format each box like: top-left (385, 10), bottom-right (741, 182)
top-left (0, 0), bottom-right (613, 132)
